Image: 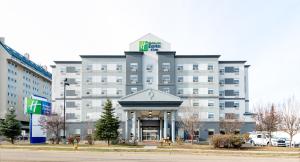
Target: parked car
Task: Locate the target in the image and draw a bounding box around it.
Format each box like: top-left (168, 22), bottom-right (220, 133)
top-left (249, 133), bottom-right (288, 147)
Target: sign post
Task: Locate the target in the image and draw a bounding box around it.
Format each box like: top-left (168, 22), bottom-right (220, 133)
top-left (25, 96), bottom-right (51, 144)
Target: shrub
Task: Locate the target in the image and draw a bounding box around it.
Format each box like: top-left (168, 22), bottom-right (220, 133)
top-left (210, 134), bottom-right (244, 148)
top-left (67, 136), bottom-right (80, 145)
top-left (84, 135), bottom-right (93, 145)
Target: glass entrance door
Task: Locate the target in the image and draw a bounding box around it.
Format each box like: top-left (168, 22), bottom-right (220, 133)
top-left (142, 127), bottom-right (159, 141)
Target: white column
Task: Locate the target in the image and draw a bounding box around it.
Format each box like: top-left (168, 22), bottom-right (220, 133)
top-left (132, 111), bottom-right (136, 140)
top-left (171, 111), bottom-right (176, 143)
top-left (164, 111), bottom-right (167, 139)
top-left (137, 118), bottom-right (140, 142)
top-left (160, 118), bottom-right (163, 140)
top-left (125, 111), bottom-right (128, 140)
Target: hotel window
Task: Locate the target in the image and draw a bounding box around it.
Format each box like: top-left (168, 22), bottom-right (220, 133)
top-left (219, 103), bottom-right (225, 110)
top-left (233, 79), bottom-right (239, 85)
top-left (101, 77), bottom-right (107, 83)
top-left (101, 65), bottom-right (107, 71)
top-left (208, 101), bottom-right (214, 107)
top-left (234, 91), bottom-right (239, 97)
top-left (130, 75), bottom-right (138, 84)
top-left (116, 65), bottom-right (122, 71)
top-left (234, 102), bottom-right (240, 109)
top-left (146, 64), bottom-right (153, 72)
top-left (162, 88), bottom-right (170, 94)
top-left (177, 76), bottom-right (183, 83)
top-left (177, 65), bottom-right (183, 71)
top-left (66, 66), bottom-right (76, 73)
top-left (208, 65), bottom-right (214, 70)
top-left (219, 79), bottom-right (225, 85)
top-left (130, 63), bottom-right (138, 72)
top-left (162, 75), bottom-right (170, 84)
top-left (116, 89), bottom-right (122, 95)
top-left (193, 88), bottom-right (198, 95)
top-left (225, 67), bottom-right (235, 73)
top-left (208, 89), bottom-right (214, 94)
top-left (193, 76), bottom-right (198, 82)
top-left (193, 100), bottom-right (199, 107)
top-left (208, 113), bottom-right (214, 119)
top-left (208, 76), bottom-right (213, 83)
top-left (130, 87), bottom-right (137, 94)
top-left (177, 89), bottom-right (183, 95)
top-left (116, 77), bottom-right (122, 83)
top-left (193, 64), bottom-right (198, 70)
top-left (162, 63), bottom-right (170, 72)
top-left (101, 89), bottom-right (107, 95)
top-left (234, 67), bottom-right (239, 73)
top-left (146, 77), bottom-right (153, 84)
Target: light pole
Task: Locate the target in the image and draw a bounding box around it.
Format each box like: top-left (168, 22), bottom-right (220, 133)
top-left (63, 78), bottom-right (69, 144)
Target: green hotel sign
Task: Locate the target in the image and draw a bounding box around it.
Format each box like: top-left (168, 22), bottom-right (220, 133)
top-left (25, 98), bottom-right (52, 115)
top-left (139, 41), bottom-right (161, 52)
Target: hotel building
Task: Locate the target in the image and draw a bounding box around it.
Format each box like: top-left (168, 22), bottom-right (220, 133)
top-left (51, 34), bottom-right (254, 142)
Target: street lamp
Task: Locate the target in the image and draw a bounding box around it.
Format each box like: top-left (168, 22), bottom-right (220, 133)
top-left (63, 78), bottom-right (69, 144)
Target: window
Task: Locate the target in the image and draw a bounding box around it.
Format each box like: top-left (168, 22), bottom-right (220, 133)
top-left (66, 66), bottom-right (76, 73)
top-left (116, 89), bottom-right (122, 95)
top-left (101, 89), bottom-right (107, 95)
top-left (130, 87), bottom-right (137, 94)
top-left (66, 113), bottom-right (77, 120)
top-left (208, 76), bottom-right (213, 83)
top-left (193, 88), bottom-right (198, 95)
top-left (224, 90), bottom-right (239, 96)
top-left (208, 89), bottom-right (214, 94)
top-left (177, 65), bottom-right (183, 71)
top-left (225, 67), bottom-right (234, 73)
top-left (146, 64), bottom-right (153, 72)
top-left (208, 113), bottom-right (214, 119)
top-left (116, 65), bottom-right (122, 71)
top-left (208, 130), bottom-right (214, 136)
top-left (208, 101), bottom-right (214, 107)
top-left (219, 103), bottom-right (225, 110)
top-left (116, 77), bottom-right (122, 83)
top-left (162, 63), bottom-right (170, 72)
top-left (177, 89), bottom-right (183, 95)
top-left (101, 77), bottom-right (107, 83)
top-left (130, 75), bottom-right (138, 84)
top-left (219, 80), bottom-right (225, 85)
top-left (162, 88), bottom-right (170, 94)
top-left (193, 76), bottom-right (198, 82)
top-left (162, 75), bottom-right (170, 84)
top-left (233, 79), bottom-right (239, 84)
top-left (193, 64), bottom-right (198, 70)
top-left (177, 76), bottom-right (183, 83)
top-left (101, 65), bottom-right (107, 71)
top-left (193, 100), bottom-right (199, 107)
top-left (234, 67), bottom-right (239, 73)
top-left (130, 63), bottom-right (138, 72)
top-left (146, 77), bottom-right (153, 84)
top-left (208, 65), bottom-right (214, 70)
top-left (225, 101), bottom-right (235, 108)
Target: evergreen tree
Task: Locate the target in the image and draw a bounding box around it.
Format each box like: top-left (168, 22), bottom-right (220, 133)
top-left (94, 99), bottom-right (119, 145)
top-left (0, 108), bottom-right (21, 144)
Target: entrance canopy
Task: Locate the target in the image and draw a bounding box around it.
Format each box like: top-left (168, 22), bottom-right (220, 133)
top-left (118, 89), bottom-right (183, 111)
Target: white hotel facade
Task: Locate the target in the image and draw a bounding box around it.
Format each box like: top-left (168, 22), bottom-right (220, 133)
top-left (51, 34), bottom-right (255, 142)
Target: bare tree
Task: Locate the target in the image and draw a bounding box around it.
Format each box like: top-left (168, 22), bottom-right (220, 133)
top-left (178, 104), bottom-right (201, 144)
top-left (39, 114), bottom-right (65, 144)
top-left (280, 97), bottom-right (300, 147)
top-left (219, 113), bottom-right (242, 134)
top-left (253, 103), bottom-right (281, 145)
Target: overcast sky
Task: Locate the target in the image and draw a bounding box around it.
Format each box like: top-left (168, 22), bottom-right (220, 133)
top-left (1, 0), bottom-right (300, 107)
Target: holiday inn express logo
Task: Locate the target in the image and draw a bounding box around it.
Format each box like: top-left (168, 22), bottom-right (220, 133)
top-left (139, 41), bottom-right (161, 52)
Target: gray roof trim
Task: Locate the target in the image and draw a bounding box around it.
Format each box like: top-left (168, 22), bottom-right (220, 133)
top-left (80, 55), bottom-right (125, 58)
top-left (219, 61), bottom-right (247, 64)
top-left (124, 51), bottom-right (144, 55)
top-left (50, 65), bottom-right (56, 68)
top-left (219, 98), bottom-right (246, 100)
top-left (119, 101), bottom-right (183, 107)
top-left (175, 55), bottom-right (221, 58)
top-left (245, 65), bottom-right (251, 68)
top-left (54, 61), bottom-right (82, 64)
top-left (156, 51), bottom-right (176, 54)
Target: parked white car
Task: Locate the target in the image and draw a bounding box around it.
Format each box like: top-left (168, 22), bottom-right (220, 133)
top-left (249, 133), bottom-right (288, 147)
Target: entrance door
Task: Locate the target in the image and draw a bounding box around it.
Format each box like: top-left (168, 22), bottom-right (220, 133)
top-left (142, 127), bottom-right (159, 141)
